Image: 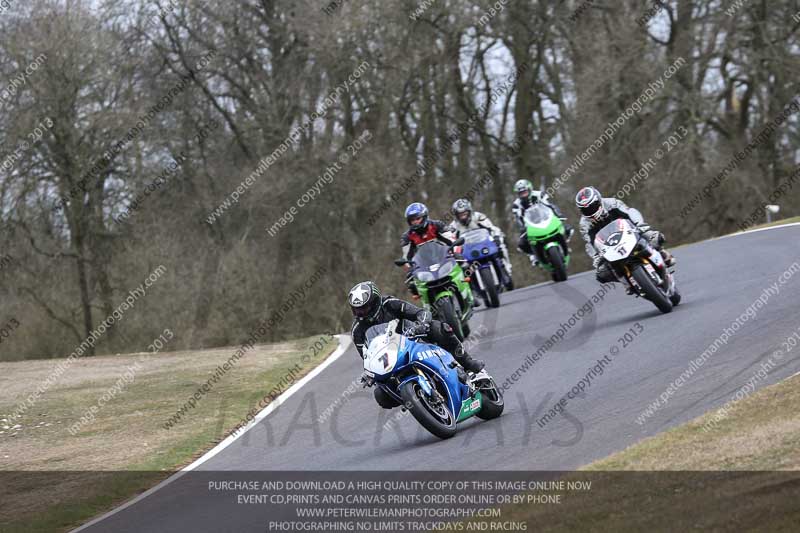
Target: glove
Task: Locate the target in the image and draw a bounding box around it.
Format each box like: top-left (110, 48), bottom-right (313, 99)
top-left (359, 371), bottom-right (374, 387)
top-left (408, 321), bottom-right (430, 337)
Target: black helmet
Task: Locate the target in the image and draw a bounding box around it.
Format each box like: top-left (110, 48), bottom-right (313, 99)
top-left (348, 281), bottom-right (382, 321)
top-left (404, 202), bottom-right (429, 232)
top-left (575, 186), bottom-right (606, 221)
top-left (451, 198), bottom-right (473, 225)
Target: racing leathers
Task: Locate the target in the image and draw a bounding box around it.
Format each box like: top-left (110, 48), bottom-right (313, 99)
top-left (579, 197), bottom-right (673, 283)
top-left (401, 219), bottom-right (457, 296)
top-left (448, 211), bottom-right (512, 273)
top-left (351, 296), bottom-right (485, 407)
top-left (401, 219), bottom-right (454, 261)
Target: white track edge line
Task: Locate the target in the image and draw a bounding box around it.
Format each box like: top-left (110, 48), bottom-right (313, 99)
top-left (708, 221), bottom-right (800, 242)
top-left (72, 334), bottom-right (351, 532)
top-left (70, 222), bottom-right (800, 531)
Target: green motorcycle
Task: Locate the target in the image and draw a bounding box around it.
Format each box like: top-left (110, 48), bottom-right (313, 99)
top-left (523, 204), bottom-right (571, 282)
top-left (395, 239), bottom-right (474, 341)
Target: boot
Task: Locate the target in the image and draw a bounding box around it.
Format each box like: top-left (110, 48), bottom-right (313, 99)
top-left (458, 352), bottom-right (485, 373)
top-left (562, 221), bottom-right (575, 241)
top-left (449, 361), bottom-right (469, 383)
top-left (662, 249), bottom-right (676, 267)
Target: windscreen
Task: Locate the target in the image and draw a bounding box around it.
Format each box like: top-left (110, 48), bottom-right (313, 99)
top-left (594, 218), bottom-right (634, 246)
top-left (462, 228), bottom-right (491, 244)
top-left (413, 241), bottom-right (450, 269)
top-left (364, 323), bottom-right (391, 347)
top-left (524, 204), bottom-right (552, 225)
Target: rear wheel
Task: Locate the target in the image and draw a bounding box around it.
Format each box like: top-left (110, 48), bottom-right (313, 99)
top-left (631, 265), bottom-right (672, 313)
top-left (547, 246), bottom-right (568, 282)
top-left (399, 381), bottom-right (457, 439)
top-left (479, 268), bottom-right (500, 308)
top-left (436, 297), bottom-right (465, 341)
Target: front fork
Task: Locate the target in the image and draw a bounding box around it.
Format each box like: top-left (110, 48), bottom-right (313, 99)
top-left (621, 247), bottom-right (675, 295)
top-left (470, 263), bottom-right (500, 291)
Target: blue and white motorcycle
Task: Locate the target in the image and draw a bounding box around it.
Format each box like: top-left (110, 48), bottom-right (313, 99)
top-left (460, 228), bottom-right (513, 308)
top-left (361, 320), bottom-right (504, 439)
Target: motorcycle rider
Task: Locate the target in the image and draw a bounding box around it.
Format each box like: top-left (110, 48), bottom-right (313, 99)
top-left (575, 186), bottom-right (675, 285)
top-left (400, 202), bottom-right (458, 297)
top-left (511, 179), bottom-right (574, 266)
top-left (401, 202), bottom-right (454, 261)
top-left (348, 281), bottom-right (485, 407)
top-left (448, 198), bottom-right (512, 274)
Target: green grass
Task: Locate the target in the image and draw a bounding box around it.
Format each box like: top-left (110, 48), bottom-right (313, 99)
top-left (478, 374), bottom-right (800, 531)
top-left (745, 214), bottom-right (800, 231)
top-left (0, 336), bottom-right (338, 532)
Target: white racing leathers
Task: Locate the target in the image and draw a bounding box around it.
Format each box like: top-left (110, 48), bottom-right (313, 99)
top-left (579, 198), bottom-right (657, 267)
top-left (449, 211), bottom-right (512, 273)
top-left (511, 191), bottom-right (561, 230)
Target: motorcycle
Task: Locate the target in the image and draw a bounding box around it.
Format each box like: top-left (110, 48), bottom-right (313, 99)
top-left (361, 320), bottom-right (504, 439)
top-left (523, 203), bottom-right (571, 282)
top-left (593, 218), bottom-right (681, 313)
top-left (395, 240), bottom-right (474, 341)
top-left (460, 228), bottom-right (513, 308)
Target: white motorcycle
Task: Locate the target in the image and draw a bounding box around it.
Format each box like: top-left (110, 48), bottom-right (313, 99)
top-left (594, 218), bottom-right (680, 313)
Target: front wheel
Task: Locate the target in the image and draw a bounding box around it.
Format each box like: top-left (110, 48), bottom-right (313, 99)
top-left (670, 289), bottom-right (682, 306)
top-left (435, 297), bottom-right (465, 341)
top-left (399, 381), bottom-right (457, 439)
top-left (475, 377), bottom-right (504, 420)
top-left (547, 246), bottom-right (568, 282)
top-left (631, 265), bottom-right (672, 313)
top-left (479, 268), bottom-right (500, 308)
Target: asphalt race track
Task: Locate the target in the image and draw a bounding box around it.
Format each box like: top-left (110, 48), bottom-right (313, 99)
top-left (78, 224), bottom-right (800, 532)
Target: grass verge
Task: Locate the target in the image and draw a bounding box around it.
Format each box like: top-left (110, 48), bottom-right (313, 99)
top-left (0, 334), bottom-right (338, 532)
top-left (488, 373), bottom-right (800, 531)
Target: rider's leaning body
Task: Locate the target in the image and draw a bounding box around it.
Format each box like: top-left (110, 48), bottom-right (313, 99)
top-left (348, 281), bottom-right (485, 408)
top-left (574, 186), bottom-right (674, 284)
